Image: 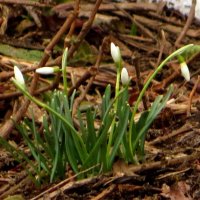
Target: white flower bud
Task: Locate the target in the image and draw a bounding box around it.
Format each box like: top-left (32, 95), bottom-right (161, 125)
top-left (121, 67), bottom-right (130, 86)
top-left (110, 42), bottom-right (121, 63)
top-left (36, 67), bottom-right (59, 75)
top-left (14, 66), bottom-right (25, 86)
top-left (180, 62), bottom-right (190, 81)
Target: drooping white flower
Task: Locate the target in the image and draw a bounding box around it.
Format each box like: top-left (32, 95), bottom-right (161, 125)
top-left (110, 42), bottom-right (121, 64)
top-left (180, 62), bottom-right (190, 81)
top-left (36, 67), bottom-right (59, 75)
top-left (14, 66), bottom-right (25, 86)
top-left (121, 67), bottom-right (130, 86)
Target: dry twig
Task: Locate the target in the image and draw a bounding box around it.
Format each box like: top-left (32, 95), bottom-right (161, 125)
top-left (187, 75), bottom-right (200, 116)
top-left (149, 123), bottom-right (192, 145)
top-left (0, 2), bottom-right (79, 138)
top-left (175, 0), bottom-right (196, 47)
top-left (72, 37), bottom-right (107, 116)
top-left (0, 0), bottom-right (51, 7)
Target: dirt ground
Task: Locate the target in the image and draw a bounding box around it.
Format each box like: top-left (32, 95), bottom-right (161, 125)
top-left (0, 0), bottom-right (200, 199)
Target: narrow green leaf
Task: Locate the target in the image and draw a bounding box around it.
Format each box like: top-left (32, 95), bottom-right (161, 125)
top-left (0, 136), bottom-right (39, 177)
top-left (82, 113), bottom-right (114, 169)
top-left (86, 108), bottom-right (96, 151)
top-left (18, 123), bottom-right (50, 174)
top-left (108, 102), bottom-right (130, 168)
top-left (132, 85), bottom-right (173, 154)
top-left (77, 109), bottom-right (87, 142)
top-left (102, 84), bottom-right (111, 117)
top-left (64, 131), bottom-right (79, 173)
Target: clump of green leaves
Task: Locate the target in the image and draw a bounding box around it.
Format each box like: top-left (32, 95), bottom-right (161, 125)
top-left (0, 44), bottom-right (199, 184)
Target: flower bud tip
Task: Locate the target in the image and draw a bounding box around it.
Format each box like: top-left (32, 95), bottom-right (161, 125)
top-left (14, 66), bottom-right (25, 86)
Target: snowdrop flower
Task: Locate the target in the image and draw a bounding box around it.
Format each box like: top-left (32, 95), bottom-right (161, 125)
top-left (13, 66), bottom-right (25, 87)
top-left (180, 62), bottom-right (190, 81)
top-left (110, 42), bottom-right (121, 64)
top-left (121, 67), bottom-right (130, 86)
top-left (36, 67), bottom-right (60, 75)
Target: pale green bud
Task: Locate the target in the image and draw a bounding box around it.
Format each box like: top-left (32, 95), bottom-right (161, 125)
top-left (14, 66), bottom-right (25, 86)
top-left (110, 42), bottom-right (121, 63)
top-left (180, 62), bottom-right (190, 81)
top-left (121, 67), bottom-right (130, 86)
top-left (36, 67), bottom-right (60, 75)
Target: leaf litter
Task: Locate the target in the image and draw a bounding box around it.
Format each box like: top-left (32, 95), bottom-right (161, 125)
top-left (0, 0), bottom-right (200, 199)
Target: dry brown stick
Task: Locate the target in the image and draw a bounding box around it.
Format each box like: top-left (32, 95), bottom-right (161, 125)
top-left (66, 0), bottom-right (103, 61)
top-left (68, 37), bottom-right (108, 97)
top-left (64, 0), bottom-right (104, 96)
top-left (156, 30), bottom-right (166, 67)
top-left (54, 2), bottom-right (160, 13)
top-left (0, 174), bottom-right (30, 199)
top-left (31, 167), bottom-right (100, 200)
top-left (91, 184), bottom-right (116, 200)
top-left (114, 3), bottom-right (155, 40)
top-left (134, 15), bottom-right (200, 38)
top-left (0, 0), bottom-right (51, 7)
top-left (0, 63), bottom-right (61, 99)
top-left (72, 37), bottom-right (107, 116)
top-left (187, 75), bottom-right (200, 116)
top-left (0, 7), bottom-right (78, 138)
top-left (64, 15), bottom-right (77, 47)
top-left (72, 76), bottom-right (95, 117)
top-left (0, 6), bottom-right (79, 81)
top-left (0, 75), bottom-right (59, 100)
top-left (0, 91), bottom-right (21, 100)
top-left (175, 0), bottom-right (196, 47)
top-left (68, 70), bottom-right (93, 96)
top-left (147, 11), bottom-right (183, 26)
top-left (149, 123), bottom-right (192, 145)
top-left (155, 70), bottom-right (179, 91)
top-left (134, 57), bottom-right (148, 110)
top-left (0, 35), bottom-right (44, 50)
top-left (0, 0), bottom-right (103, 138)
top-left (0, 61), bottom-right (38, 82)
top-left (48, 0), bottom-right (108, 67)
top-left (132, 16), bottom-right (156, 40)
top-left (31, 149), bottom-right (199, 199)
top-left (148, 30), bottom-right (168, 93)
top-left (49, 1), bottom-right (81, 93)
top-left (128, 150), bottom-right (199, 174)
top-left (191, 67), bottom-right (200, 79)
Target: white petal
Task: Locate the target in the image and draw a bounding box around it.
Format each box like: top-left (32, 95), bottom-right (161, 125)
top-left (121, 67), bottom-right (129, 85)
top-left (36, 67), bottom-right (55, 75)
top-left (14, 66), bottom-right (25, 86)
top-left (110, 42), bottom-right (121, 63)
top-left (180, 62), bottom-right (190, 81)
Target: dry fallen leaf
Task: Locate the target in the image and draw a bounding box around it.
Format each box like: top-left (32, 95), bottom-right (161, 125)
top-left (161, 181), bottom-right (192, 200)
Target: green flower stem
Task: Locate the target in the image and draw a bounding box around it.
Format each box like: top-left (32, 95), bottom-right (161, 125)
top-left (62, 48), bottom-right (68, 96)
top-left (115, 64), bottom-right (121, 95)
top-left (106, 60), bottom-right (122, 167)
top-left (177, 55), bottom-right (184, 63)
top-left (114, 60), bottom-right (122, 116)
top-left (128, 44), bottom-right (194, 159)
top-left (83, 87), bottom-right (126, 170)
top-left (12, 78), bottom-right (88, 163)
